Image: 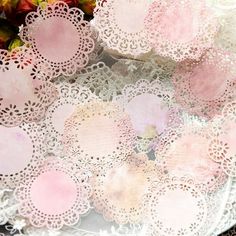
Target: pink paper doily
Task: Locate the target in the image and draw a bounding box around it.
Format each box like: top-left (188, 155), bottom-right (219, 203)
top-left (0, 48), bottom-right (57, 127)
top-left (14, 158), bottom-right (92, 229)
top-left (145, 0), bottom-right (218, 61)
top-left (91, 153), bottom-right (164, 224)
top-left (209, 101), bottom-right (236, 177)
top-left (94, 0), bottom-right (151, 56)
top-left (115, 79), bottom-right (181, 152)
top-left (156, 125), bottom-right (226, 190)
top-left (20, 1), bottom-right (95, 77)
top-left (43, 81), bottom-right (98, 155)
top-left (0, 123), bottom-right (45, 188)
top-left (173, 49), bottom-right (236, 118)
top-left (144, 177), bottom-right (207, 236)
top-left (63, 101), bottom-right (136, 170)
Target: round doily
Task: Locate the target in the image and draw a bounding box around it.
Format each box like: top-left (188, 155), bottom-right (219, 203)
top-left (0, 48), bottom-right (58, 127)
top-left (156, 124), bottom-right (226, 190)
top-left (145, 0), bottom-right (219, 61)
top-left (63, 101), bottom-right (136, 170)
top-left (173, 49), bottom-right (236, 118)
top-left (115, 79), bottom-right (181, 152)
top-left (91, 153), bottom-right (164, 224)
top-left (43, 81), bottom-right (98, 155)
top-left (20, 1), bottom-right (95, 78)
top-left (93, 0), bottom-right (151, 56)
top-left (14, 158), bottom-right (92, 230)
top-left (145, 177), bottom-right (208, 236)
top-left (0, 123), bottom-right (45, 188)
top-left (209, 100), bottom-right (236, 177)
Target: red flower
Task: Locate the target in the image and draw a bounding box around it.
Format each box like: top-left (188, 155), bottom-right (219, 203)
top-left (3, 0), bottom-right (38, 26)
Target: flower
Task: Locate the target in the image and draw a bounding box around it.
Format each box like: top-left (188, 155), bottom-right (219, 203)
top-left (78, 0), bottom-right (96, 15)
top-left (2, 0), bottom-right (38, 26)
top-left (0, 18), bottom-right (20, 50)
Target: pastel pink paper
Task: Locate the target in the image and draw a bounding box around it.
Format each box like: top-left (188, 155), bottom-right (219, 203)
top-left (0, 126), bottom-right (33, 175)
top-left (156, 1), bottom-right (202, 43)
top-left (164, 133), bottom-right (222, 184)
top-left (0, 63), bottom-right (44, 109)
top-left (149, 182), bottom-right (207, 235)
top-left (190, 63), bottom-right (230, 100)
top-left (30, 170), bottom-right (77, 215)
top-left (51, 104), bottom-right (76, 134)
top-left (125, 94), bottom-right (169, 136)
top-left (75, 115), bottom-right (120, 156)
top-left (34, 17), bottom-right (80, 63)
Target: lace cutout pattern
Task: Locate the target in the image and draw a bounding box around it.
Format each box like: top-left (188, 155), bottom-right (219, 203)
top-left (63, 101), bottom-right (136, 170)
top-left (91, 153), bottom-right (164, 224)
top-left (14, 158), bottom-right (92, 230)
top-left (93, 0), bottom-right (152, 56)
top-left (173, 49), bottom-right (236, 118)
top-left (115, 79), bottom-right (181, 152)
top-left (20, 1), bottom-right (95, 77)
top-left (209, 100), bottom-right (236, 177)
top-left (145, 0), bottom-right (219, 61)
top-left (156, 124), bottom-right (226, 190)
top-left (64, 62), bottom-right (130, 101)
top-left (0, 48), bottom-right (58, 127)
top-left (0, 123), bottom-right (46, 188)
top-left (43, 82), bottom-right (98, 155)
top-left (144, 177), bottom-right (208, 236)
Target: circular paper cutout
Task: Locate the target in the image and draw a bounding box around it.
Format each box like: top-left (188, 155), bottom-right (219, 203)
top-left (14, 159), bottom-right (92, 229)
top-left (173, 49), bottom-right (236, 118)
top-left (43, 82), bottom-right (98, 154)
top-left (21, 1), bottom-right (95, 77)
top-left (0, 48), bottom-right (57, 127)
top-left (91, 153), bottom-right (163, 224)
top-left (156, 125), bottom-right (226, 190)
top-left (0, 123), bottom-right (45, 188)
top-left (146, 178), bottom-right (207, 236)
top-left (94, 0), bottom-right (151, 56)
top-left (115, 79), bottom-right (181, 152)
top-left (63, 101), bottom-right (136, 170)
top-left (145, 0), bottom-right (218, 61)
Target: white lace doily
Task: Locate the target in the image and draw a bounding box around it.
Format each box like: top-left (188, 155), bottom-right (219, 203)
top-left (43, 81), bottom-right (98, 155)
top-left (93, 0), bottom-right (152, 56)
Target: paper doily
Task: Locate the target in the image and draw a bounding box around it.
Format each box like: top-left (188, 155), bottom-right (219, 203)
top-left (173, 49), bottom-right (236, 118)
top-left (115, 79), bottom-right (181, 152)
top-left (91, 153), bottom-right (164, 224)
top-left (0, 48), bottom-right (57, 127)
top-left (209, 101), bottom-right (236, 177)
top-left (156, 124), bottom-right (226, 190)
top-left (145, 177), bottom-right (208, 236)
top-left (14, 158), bottom-right (92, 230)
top-left (20, 1), bottom-right (95, 77)
top-left (43, 81), bottom-right (98, 155)
top-left (0, 123), bottom-right (45, 188)
top-left (63, 101), bottom-right (136, 170)
top-left (145, 0), bottom-right (218, 61)
top-left (70, 62), bottom-right (130, 101)
top-left (93, 0), bottom-right (151, 56)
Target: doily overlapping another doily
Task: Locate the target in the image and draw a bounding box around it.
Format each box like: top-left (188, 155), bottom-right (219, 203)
top-left (20, 1), bottom-right (95, 77)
